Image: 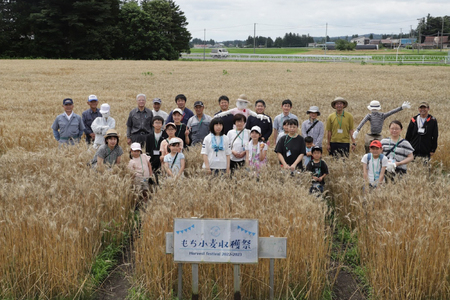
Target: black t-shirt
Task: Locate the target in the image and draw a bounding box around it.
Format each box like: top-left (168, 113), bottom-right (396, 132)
top-left (306, 159), bottom-right (329, 185)
top-left (274, 135), bottom-right (306, 170)
top-left (145, 132), bottom-right (165, 171)
top-left (175, 123), bottom-right (189, 148)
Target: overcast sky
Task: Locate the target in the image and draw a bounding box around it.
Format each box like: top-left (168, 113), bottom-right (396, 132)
top-left (174, 0), bottom-right (448, 42)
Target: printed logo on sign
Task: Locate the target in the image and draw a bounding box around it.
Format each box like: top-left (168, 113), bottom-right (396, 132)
top-left (210, 226), bottom-right (220, 237)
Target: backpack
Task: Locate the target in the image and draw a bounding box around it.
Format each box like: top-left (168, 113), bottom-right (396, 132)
top-left (366, 153), bottom-right (384, 172)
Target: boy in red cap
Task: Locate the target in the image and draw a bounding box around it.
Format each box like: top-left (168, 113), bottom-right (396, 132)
top-left (361, 140), bottom-right (389, 189)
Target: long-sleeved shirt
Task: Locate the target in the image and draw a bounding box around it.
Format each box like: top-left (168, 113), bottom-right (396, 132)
top-left (126, 107), bottom-right (153, 137)
top-left (301, 119), bottom-right (324, 147)
top-left (82, 108), bottom-right (102, 142)
top-left (52, 113), bottom-right (85, 143)
top-left (356, 106), bottom-right (403, 134)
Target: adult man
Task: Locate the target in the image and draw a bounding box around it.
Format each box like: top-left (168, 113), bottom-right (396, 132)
top-left (273, 99), bottom-right (298, 142)
top-left (405, 102), bottom-right (438, 159)
top-left (165, 94), bottom-right (194, 125)
top-left (151, 98), bottom-right (169, 122)
top-left (187, 101), bottom-right (212, 145)
top-left (126, 94), bottom-right (153, 145)
top-left (82, 95), bottom-right (102, 144)
top-left (245, 99), bottom-right (273, 142)
top-left (214, 95), bottom-right (234, 134)
top-left (326, 97), bottom-right (356, 157)
top-left (52, 98), bottom-right (85, 144)
top-left (301, 106), bottom-right (324, 147)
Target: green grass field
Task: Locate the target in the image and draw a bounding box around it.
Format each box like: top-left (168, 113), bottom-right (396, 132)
top-left (190, 47), bottom-right (449, 56)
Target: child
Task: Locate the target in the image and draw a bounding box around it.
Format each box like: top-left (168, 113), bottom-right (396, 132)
top-left (160, 122), bottom-right (183, 163)
top-left (172, 108), bottom-right (190, 148)
top-left (128, 143), bottom-right (153, 202)
top-left (227, 113), bottom-right (250, 172)
top-left (305, 146), bottom-right (329, 195)
top-left (201, 118), bottom-right (231, 175)
top-left (245, 126), bottom-right (268, 171)
top-left (303, 136), bottom-right (314, 168)
top-left (275, 119), bottom-right (290, 145)
top-left (361, 140), bottom-right (388, 189)
top-left (163, 138), bottom-right (185, 179)
top-left (145, 116), bottom-right (165, 185)
top-left (274, 119), bottom-right (306, 172)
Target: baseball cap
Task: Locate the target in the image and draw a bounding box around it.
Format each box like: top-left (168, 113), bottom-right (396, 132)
top-left (169, 138), bottom-right (181, 145)
top-left (418, 102), bottom-right (429, 108)
top-left (88, 95), bottom-right (98, 102)
top-left (194, 101), bottom-right (204, 107)
top-left (311, 146), bottom-right (322, 153)
top-left (130, 142), bottom-right (142, 152)
top-left (153, 98), bottom-right (162, 104)
top-left (250, 126), bottom-right (261, 134)
top-left (63, 98), bottom-right (73, 105)
top-left (369, 140), bottom-right (382, 148)
top-left (173, 108), bottom-right (183, 115)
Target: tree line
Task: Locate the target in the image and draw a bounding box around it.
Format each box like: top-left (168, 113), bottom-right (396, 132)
top-left (0, 0), bottom-right (191, 60)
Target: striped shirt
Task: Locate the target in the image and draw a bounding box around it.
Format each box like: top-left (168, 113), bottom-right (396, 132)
top-left (381, 138), bottom-right (414, 171)
top-left (356, 107), bottom-right (403, 134)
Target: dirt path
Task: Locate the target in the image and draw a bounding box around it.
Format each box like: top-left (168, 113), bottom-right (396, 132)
top-left (331, 267), bottom-right (366, 300)
top-left (95, 243), bottom-right (133, 300)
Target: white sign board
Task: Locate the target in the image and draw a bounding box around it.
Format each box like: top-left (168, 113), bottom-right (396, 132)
top-left (258, 237), bottom-right (287, 258)
top-left (173, 218), bottom-right (259, 264)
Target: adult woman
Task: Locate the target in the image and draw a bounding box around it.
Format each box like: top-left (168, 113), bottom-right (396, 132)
top-left (92, 129), bottom-right (123, 169)
top-left (381, 120), bottom-right (414, 178)
top-left (201, 118), bottom-right (231, 175)
top-left (301, 106), bottom-right (324, 147)
top-left (227, 113), bottom-right (250, 172)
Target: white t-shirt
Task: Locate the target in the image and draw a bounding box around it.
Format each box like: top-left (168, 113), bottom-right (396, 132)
top-left (227, 129), bottom-right (250, 162)
top-left (201, 134), bottom-right (231, 170)
top-left (361, 153), bottom-right (389, 184)
top-left (152, 109), bottom-right (169, 122)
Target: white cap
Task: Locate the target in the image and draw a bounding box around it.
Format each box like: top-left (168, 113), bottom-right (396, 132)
top-left (130, 142), bottom-right (142, 151)
top-left (250, 126), bottom-right (261, 134)
top-left (88, 95), bottom-right (98, 102)
top-left (169, 138), bottom-right (181, 145)
top-left (99, 103), bottom-right (110, 114)
top-left (173, 108), bottom-right (183, 115)
top-left (367, 100), bottom-right (381, 111)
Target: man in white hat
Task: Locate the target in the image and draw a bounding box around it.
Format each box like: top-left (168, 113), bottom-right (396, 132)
top-left (82, 95), bottom-right (102, 144)
top-left (91, 103), bottom-right (116, 149)
top-left (301, 106), bottom-right (324, 147)
top-left (325, 97), bottom-right (355, 157)
top-left (353, 100), bottom-right (410, 153)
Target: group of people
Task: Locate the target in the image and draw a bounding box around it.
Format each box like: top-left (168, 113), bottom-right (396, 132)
top-left (51, 93), bottom-right (439, 196)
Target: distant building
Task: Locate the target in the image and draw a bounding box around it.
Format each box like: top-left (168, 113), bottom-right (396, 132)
top-left (351, 37), bottom-right (369, 45)
top-left (421, 36), bottom-right (449, 49)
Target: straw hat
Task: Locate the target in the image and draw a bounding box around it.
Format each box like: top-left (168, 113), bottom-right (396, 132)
top-left (331, 97), bottom-right (348, 109)
top-left (236, 94), bottom-right (250, 103)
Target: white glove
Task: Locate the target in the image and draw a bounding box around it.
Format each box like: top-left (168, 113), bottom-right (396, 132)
top-left (352, 130), bottom-right (359, 140)
top-left (402, 101), bottom-right (411, 109)
top-left (214, 111), bottom-right (229, 118)
top-left (386, 162), bottom-right (397, 173)
top-left (256, 114), bottom-right (271, 123)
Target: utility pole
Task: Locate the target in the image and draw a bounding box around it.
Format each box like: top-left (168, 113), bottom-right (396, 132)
top-left (324, 23), bottom-right (327, 55)
top-left (253, 23), bottom-right (256, 54)
top-left (417, 18), bottom-right (422, 54)
top-left (203, 29), bottom-right (206, 61)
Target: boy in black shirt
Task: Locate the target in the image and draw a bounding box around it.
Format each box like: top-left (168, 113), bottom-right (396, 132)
top-left (145, 116), bottom-right (166, 185)
top-left (306, 146), bottom-right (329, 194)
top-left (275, 119), bottom-right (306, 172)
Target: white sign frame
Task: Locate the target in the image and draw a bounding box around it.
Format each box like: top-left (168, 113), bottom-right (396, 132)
top-left (173, 218), bottom-right (259, 264)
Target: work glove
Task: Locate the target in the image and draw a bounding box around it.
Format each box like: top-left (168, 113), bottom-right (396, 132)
top-left (402, 101), bottom-right (411, 109)
top-left (214, 111), bottom-right (229, 118)
top-left (352, 130), bottom-right (359, 140)
top-left (386, 162), bottom-right (396, 173)
top-left (256, 114), bottom-right (271, 122)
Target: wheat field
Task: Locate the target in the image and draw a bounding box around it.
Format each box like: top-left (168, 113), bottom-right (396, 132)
top-left (0, 60), bottom-right (449, 299)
